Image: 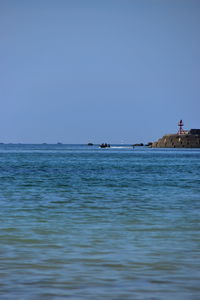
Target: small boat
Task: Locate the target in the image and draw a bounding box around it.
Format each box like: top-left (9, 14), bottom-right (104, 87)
top-left (87, 143), bottom-right (93, 146)
top-left (100, 143), bottom-right (110, 148)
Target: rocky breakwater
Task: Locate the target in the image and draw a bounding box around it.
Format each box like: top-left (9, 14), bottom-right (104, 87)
top-left (152, 129), bottom-right (200, 148)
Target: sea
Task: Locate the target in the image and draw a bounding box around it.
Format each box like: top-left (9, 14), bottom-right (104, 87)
top-left (0, 144), bottom-right (200, 300)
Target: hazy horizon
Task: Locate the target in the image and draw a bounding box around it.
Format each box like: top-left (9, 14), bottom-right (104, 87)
top-left (1, 0), bottom-right (200, 144)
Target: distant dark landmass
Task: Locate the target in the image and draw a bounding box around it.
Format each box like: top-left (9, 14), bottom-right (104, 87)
top-left (152, 129), bottom-right (200, 148)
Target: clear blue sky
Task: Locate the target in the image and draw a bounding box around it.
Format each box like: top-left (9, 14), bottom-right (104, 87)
top-left (0, 0), bottom-right (199, 143)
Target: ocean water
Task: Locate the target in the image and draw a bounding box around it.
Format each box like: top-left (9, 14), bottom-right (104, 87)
top-left (0, 144), bottom-right (200, 300)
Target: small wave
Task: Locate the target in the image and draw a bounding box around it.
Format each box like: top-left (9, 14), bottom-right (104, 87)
top-left (110, 146), bottom-right (132, 149)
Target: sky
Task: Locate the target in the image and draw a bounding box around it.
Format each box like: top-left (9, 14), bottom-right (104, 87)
top-left (0, 0), bottom-right (200, 144)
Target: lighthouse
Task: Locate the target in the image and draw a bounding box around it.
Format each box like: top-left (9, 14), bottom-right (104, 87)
top-left (178, 120), bottom-right (185, 135)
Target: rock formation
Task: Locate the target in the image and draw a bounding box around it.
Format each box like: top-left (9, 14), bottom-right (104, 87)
top-left (152, 120), bottom-right (200, 148)
top-left (152, 125), bottom-right (200, 148)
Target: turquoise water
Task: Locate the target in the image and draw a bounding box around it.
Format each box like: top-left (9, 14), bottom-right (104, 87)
top-left (0, 144), bottom-right (200, 299)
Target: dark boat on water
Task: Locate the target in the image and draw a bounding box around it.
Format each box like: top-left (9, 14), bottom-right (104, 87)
top-left (100, 143), bottom-right (110, 148)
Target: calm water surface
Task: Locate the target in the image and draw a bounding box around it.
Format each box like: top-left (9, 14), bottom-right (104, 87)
top-left (0, 144), bottom-right (200, 299)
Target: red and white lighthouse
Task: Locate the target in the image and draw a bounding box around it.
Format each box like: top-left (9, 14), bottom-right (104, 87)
top-left (178, 120), bottom-right (185, 135)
